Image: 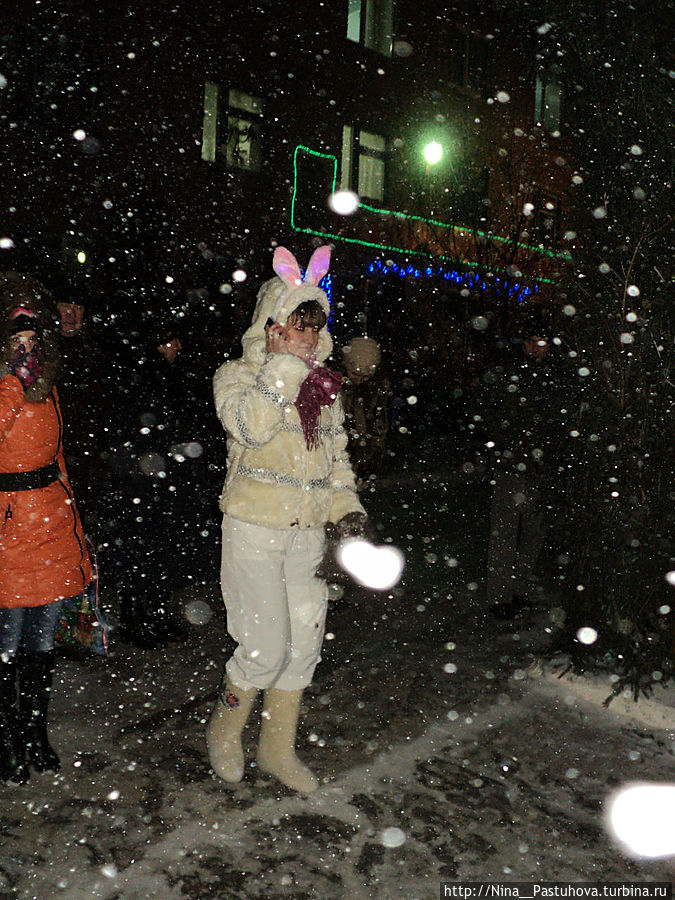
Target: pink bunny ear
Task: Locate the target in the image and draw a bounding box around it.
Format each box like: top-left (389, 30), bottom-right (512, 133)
top-left (272, 247), bottom-right (303, 287)
top-left (305, 245), bottom-right (331, 285)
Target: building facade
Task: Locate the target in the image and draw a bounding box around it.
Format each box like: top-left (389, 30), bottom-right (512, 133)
top-left (1, 0), bottom-right (578, 371)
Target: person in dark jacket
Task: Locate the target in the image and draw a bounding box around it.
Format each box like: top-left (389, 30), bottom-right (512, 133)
top-left (339, 336), bottom-right (391, 485)
top-left (55, 287), bottom-right (108, 528)
top-left (475, 325), bottom-right (585, 619)
top-left (108, 316), bottom-right (210, 648)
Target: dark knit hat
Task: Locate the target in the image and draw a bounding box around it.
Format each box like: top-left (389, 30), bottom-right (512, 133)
top-left (8, 306), bottom-right (38, 336)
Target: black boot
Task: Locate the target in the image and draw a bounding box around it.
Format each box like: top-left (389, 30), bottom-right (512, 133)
top-left (18, 650), bottom-right (60, 773)
top-left (0, 657), bottom-right (29, 784)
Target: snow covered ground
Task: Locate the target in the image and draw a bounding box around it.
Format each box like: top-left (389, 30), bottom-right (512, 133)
top-left (1, 581), bottom-right (673, 900)
top-left (1, 469), bottom-right (673, 899)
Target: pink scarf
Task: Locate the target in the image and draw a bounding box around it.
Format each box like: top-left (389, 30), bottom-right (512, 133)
top-left (295, 366), bottom-right (343, 449)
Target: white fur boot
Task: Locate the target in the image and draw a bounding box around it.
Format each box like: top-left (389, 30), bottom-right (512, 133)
top-left (206, 683), bottom-right (258, 784)
top-left (256, 688), bottom-right (319, 794)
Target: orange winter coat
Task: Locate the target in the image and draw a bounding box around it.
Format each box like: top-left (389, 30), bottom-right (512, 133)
top-left (0, 373), bottom-right (93, 608)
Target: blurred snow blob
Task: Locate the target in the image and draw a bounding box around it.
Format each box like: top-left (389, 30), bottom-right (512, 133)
top-left (496, 91), bottom-right (510, 103)
top-left (337, 538), bottom-right (404, 591)
top-left (606, 784), bottom-right (675, 858)
top-left (393, 40), bottom-right (413, 57)
top-left (327, 583), bottom-right (344, 602)
top-left (665, 571), bottom-right (675, 587)
top-left (379, 827), bottom-right (406, 848)
top-left (184, 600), bottom-right (213, 626)
top-left (471, 316), bottom-right (489, 331)
top-left (592, 206), bottom-right (607, 219)
top-left (73, 129), bottom-right (86, 141)
top-left (139, 452), bottom-right (166, 477)
top-left (0, 237), bottom-right (14, 250)
top-left (232, 269), bottom-right (247, 283)
top-left (329, 190), bottom-right (360, 215)
top-left (537, 22), bottom-right (553, 34)
top-left (626, 284), bottom-right (640, 297)
top-left (0, 74), bottom-right (7, 89)
top-left (576, 626), bottom-right (598, 645)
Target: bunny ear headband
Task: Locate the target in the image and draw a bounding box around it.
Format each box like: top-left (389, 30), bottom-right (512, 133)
top-left (273, 245), bottom-right (331, 287)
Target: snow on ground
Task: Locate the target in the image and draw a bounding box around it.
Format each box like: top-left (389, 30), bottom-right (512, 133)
top-left (1, 464), bottom-right (673, 899)
top-left (1, 584), bottom-right (673, 900)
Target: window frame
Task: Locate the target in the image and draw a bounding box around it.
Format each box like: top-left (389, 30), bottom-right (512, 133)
top-left (534, 67), bottom-right (563, 133)
top-left (200, 82), bottom-right (265, 171)
top-left (225, 88), bottom-right (264, 172)
top-left (340, 125), bottom-right (388, 204)
top-left (447, 29), bottom-right (492, 97)
top-left (346, 0), bottom-right (394, 57)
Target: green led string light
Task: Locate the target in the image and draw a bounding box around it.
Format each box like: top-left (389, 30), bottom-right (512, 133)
top-left (291, 145), bottom-right (569, 284)
top-left (358, 202), bottom-right (570, 262)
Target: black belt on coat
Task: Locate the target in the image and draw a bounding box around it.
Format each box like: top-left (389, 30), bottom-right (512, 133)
top-left (0, 461), bottom-right (61, 492)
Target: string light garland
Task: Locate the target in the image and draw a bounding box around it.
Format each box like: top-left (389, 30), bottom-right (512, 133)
top-left (291, 145), bottom-right (569, 289)
top-left (365, 257), bottom-right (538, 303)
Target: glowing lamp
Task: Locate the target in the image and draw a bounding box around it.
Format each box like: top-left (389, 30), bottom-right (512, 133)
top-left (423, 141), bottom-right (443, 165)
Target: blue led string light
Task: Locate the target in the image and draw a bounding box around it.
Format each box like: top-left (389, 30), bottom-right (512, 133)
top-left (365, 257), bottom-right (538, 303)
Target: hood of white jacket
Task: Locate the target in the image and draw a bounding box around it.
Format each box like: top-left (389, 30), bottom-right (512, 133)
top-left (241, 276), bottom-right (333, 370)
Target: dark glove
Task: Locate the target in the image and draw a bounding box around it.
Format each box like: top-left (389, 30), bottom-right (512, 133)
top-left (335, 511), bottom-right (369, 540)
top-left (316, 513), bottom-right (367, 583)
top-left (9, 345), bottom-right (43, 391)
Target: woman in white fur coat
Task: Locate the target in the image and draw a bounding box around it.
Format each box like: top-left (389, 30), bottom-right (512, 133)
top-left (206, 245), bottom-right (366, 793)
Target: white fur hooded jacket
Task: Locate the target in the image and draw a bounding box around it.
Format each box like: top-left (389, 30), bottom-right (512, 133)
top-left (213, 246), bottom-right (365, 530)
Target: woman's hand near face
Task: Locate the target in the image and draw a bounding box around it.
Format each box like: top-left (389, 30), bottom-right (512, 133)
top-left (266, 319), bottom-right (320, 363)
top-left (265, 322), bottom-right (290, 356)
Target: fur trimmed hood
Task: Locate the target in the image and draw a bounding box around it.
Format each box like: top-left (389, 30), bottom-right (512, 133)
top-left (0, 271), bottom-right (61, 401)
top-left (240, 246), bottom-right (333, 370)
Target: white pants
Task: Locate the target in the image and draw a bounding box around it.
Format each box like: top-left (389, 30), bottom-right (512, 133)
top-left (220, 516), bottom-right (328, 691)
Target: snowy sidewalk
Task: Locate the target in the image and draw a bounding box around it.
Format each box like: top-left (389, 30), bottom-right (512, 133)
top-left (2, 463), bottom-right (674, 899)
top-left (2, 597), bottom-right (674, 900)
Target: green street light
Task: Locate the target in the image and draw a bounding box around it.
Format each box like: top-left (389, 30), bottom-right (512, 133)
top-left (423, 141), bottom-right (443, 165)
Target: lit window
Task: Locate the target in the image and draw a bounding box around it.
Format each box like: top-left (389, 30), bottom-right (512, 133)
top-left (226, 89), bottom-right (264, 171)
top-left (534, 70), bottom-right (563, 132)
top-left (346, 0), bottom-right (394, 56)
top-left (201, 82), bottom-right (219, 163)
top-left (340, 125), bottom-right (354, 190)
top-left (358, 131), bottom-right (386, 201)
top-left (341, 126), bottom-right (387, 202)
top-left (200, 85), bottom-right (264, 169)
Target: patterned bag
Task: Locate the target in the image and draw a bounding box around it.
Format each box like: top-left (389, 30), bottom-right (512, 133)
top-left (55, 541), bottom-right (109, 656)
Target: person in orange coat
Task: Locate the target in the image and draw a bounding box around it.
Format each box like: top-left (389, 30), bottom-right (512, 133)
top-left (0, 274), bottom-right (93, 784)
